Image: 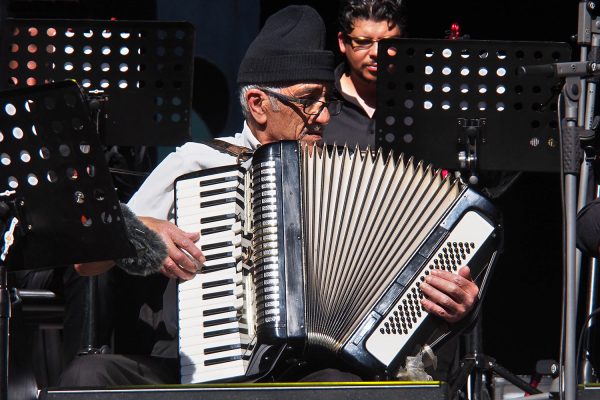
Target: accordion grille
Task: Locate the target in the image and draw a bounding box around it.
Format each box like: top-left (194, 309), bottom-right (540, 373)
top-left (251, 161), bottom-right (283, 328)
top-left (301, 145), bottom-right (464, 352)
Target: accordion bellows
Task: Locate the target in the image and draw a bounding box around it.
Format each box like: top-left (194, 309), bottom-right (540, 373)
top-left (302, 143), bottom-right (461, 350)
top-left (175, 141), bottom-right (501, 383)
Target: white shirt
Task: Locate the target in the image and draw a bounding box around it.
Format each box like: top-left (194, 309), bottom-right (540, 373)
top-left (125, 123), bottom-right (260, 357)
top-left (127, 122), bottom-right (260, 220)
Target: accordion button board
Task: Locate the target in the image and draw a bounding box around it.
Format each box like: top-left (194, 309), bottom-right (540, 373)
top-left (365, 210), bottom-right (495, 365)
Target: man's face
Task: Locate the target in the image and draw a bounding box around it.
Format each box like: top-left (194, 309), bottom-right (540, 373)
top-left (338, 19), bottom-right (403, 84)
top-left (263, 82), bottom-right (332, 147)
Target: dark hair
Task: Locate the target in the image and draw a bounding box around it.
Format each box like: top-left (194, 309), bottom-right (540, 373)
top-left (338, 0), bottom-right (407, 35)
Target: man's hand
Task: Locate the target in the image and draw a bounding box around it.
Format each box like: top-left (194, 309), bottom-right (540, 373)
top-left (419, 266), bottom-right (479, 323)
top-left (138, 216), bottom-right (205, 281)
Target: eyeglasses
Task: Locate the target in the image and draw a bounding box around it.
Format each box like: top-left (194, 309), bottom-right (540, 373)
top-left (260, 88), bottom-right (342, 116)
top-left (345, 34), bottom-right (403, 51)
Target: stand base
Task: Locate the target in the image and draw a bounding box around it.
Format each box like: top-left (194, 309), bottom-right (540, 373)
top-left (451, 353), bottom-right (542, 400)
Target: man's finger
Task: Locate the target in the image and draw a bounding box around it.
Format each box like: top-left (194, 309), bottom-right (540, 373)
top-left (424, 273), bottom-right (468, 304)
top-left (162, 258), bottom-right (195, 280)
top-left (457, 265), bottom-right (472, 280)
top-left (167, 228), bottom-right (204, 266)
top-left (176, 236), bottom-right (205, 265)
top-left (429, 269), bottom-right (479, 301)
top-left (159, 263), bottom-right (178, 280)
top-left (421, 297), bottom-right (460, 323)
top-left (419, 281), bottom-right (462, 315)
top-left (168, 245), bottom-right (200, 274)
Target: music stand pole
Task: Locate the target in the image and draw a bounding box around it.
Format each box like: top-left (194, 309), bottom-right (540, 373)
top-left (0, 199), bottom-right (14, 400)
top-left (562, 75), bottom-right (582, 400)
top-left (576, 0), bottom-right (600, 384)
top-left (0, 264), bottom-right (7, 400)
top-left (0, 3), bottom-right (9, 400)
top-left (0, 200), bottom-right (16, 400)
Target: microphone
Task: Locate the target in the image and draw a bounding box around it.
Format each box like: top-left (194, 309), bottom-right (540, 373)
top-left (518, 61), bottom-right (600, 78)
top-left (114, 203), bottom-right (167, 276)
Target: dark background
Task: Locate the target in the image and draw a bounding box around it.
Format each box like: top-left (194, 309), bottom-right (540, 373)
top-left (262, 1), bottom-right (578, 55)
top-left (6, 0), bottom-right (584, 376)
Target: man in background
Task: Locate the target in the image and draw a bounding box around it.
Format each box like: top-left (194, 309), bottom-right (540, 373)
top-left (324, 0), bottom-right (406, 149)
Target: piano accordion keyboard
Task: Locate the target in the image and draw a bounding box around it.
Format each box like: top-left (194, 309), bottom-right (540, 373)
top-left (175, 166), bottom-right (254, 384)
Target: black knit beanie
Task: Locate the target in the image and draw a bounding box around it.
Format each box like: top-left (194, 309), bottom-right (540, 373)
top-left (237, 5), bottom-right (334, 85)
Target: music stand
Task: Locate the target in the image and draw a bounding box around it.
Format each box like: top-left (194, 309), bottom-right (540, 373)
top-left (0, 80), bottom-right (136, 398)
top-left (375, 38), bottom-right (571, 399)
top-left (0, 18), bottom-right (195, 146)
top-left (0, 18), bottom-right (196, 356)
top-left (376, 38), bottom-right (571, 178)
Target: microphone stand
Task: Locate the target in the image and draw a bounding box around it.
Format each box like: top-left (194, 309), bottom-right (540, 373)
top-left (522, 3), bottom-right (600, 398)
top-left (562, 75), bottom-right (582, 400)
top-left (520, 50), bottom-right (593, 400)
top-left (576, 0), bottom-right (600, 387)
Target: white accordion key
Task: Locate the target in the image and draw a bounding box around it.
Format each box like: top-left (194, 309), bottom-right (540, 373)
top-left (199, 221), bottom-right (242, 244)
top-left (181, 362), bottom-right (246, 385)
top-left (178, 270), bottom-right (243, 292)
top-left (201, 243), bottom-right (241, 259)
top-left (179, 307), bottom-right (237, 323)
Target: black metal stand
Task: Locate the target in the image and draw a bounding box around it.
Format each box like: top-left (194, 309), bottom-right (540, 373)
top-left (0, 81), bottom-right (136, 398)
top-left (0, 201), bottom-right (10, 400)
top-left (451, 354), bottom-right (543, 399)
top-left (376, 38), bottom-right (571, 176)
top-left (560, 74), bottom-right (583, 400)
top-left (79, 276), bottom-right (100, 355)
top-left (450, 319), bottom-right (542, 400)
top-left (376, 38), bottom-right (574, 400)
top-left (0, 18), bottom-right (195, 146)
top-left (573, 0), bottom-right (600, 388)
top-left (0, 265), bottom-right (9, 400)
top-left (0, 18), bottom-right (196, 360)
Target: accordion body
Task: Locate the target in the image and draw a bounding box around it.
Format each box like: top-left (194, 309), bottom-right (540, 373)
top-left (174, 141), bottom-right (502, 384)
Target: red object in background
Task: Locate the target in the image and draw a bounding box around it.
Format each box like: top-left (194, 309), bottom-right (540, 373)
top-left (525, 375), bottom-right (541, 396)
top-left (447, 23), bottom-right (461, 40)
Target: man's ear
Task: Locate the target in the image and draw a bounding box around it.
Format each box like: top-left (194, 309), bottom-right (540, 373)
top-left (337, 31), bottom-right (347, 55)
top-left (245, 88), bottom-right (268, 125)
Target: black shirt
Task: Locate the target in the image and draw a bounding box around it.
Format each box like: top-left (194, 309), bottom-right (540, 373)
top-left (323, 63), bottom-right (376, 149)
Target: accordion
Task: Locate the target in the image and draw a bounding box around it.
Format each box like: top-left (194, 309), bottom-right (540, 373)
top-left (174, 141), bottom-right (502, 384)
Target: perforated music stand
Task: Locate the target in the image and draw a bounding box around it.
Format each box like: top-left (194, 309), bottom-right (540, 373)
top-left (0, 80), bottom-right (135, 398)
top-left (0, 17), bottom-right (196, 373)
top-left (376, 38), bottom-right (572, 174)
top-left (0, 19), bottom-right (195, 146)
top-left (376, 38), bottom-right (572, 399)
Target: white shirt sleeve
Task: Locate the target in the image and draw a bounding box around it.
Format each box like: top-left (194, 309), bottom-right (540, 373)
top-left (127, 142), bottom-right (237, 220)
top-left (126, 124), bottom-right (258, 221)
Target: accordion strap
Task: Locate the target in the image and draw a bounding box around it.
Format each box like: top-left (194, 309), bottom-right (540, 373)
top-left (207, 139), bottom-right (254, 164)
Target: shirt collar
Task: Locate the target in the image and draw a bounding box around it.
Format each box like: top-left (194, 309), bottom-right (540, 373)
top-left (335, 62), bottom-right (365, 109)
top-left (334, 63), bottom-right (346, 95)
top-left (240, 121), bottom-right (261, 150)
